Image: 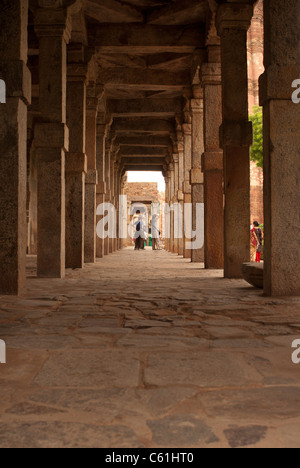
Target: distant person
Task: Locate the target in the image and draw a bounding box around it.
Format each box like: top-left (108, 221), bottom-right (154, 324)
top-left (151, 215), bottom-right (161, 250)
top-left (134, 212), bottom-right (146, 251)
top-left (251, 221), bottom-right (264, 263)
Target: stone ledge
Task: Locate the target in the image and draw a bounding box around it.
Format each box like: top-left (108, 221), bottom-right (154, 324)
top-left (242, 262), bottom-right (264, 289)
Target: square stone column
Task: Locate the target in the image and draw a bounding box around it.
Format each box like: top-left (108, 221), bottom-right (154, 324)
top-left (96, 124), bottom-right (107, 258)
top-left (104, 144), bottom-right (111, 256)
top-left (190, 90), bottom-right (205, 263)
top-left (0, 0), bottom-right (31, 294)
top-left (182, 123), bottom-right (192, 259)
top-left (260, 0), bottom-right (300, 296)
top-left (177, 144), bottom-right (184, 256)
top-left (109, 157), bottom-right (116, 254)
top-left (169, 163), bottom-right (175, 253)
top-left (66, 59), bottom-right (88, 269)
top-left (216, 3), bottom-right (254, 278)
top-left (173, 154), bottom-right (179, 254)
top-left (85, 88), bottom-right (99, 264)
top-left (34, 7), bottom-right (72, 278)
top-left (201, 58), bottom-right (224, 270)
top-left (164, 172), bottom-right (170, 252)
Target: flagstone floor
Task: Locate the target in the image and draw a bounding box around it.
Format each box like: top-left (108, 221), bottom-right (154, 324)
top-left (1, 248), bottom-right (300, 448)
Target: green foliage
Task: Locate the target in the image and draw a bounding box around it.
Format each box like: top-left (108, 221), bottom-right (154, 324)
top-left (249, 106), bottom-right (263, 169)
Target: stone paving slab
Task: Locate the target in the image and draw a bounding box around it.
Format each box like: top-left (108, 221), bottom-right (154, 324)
top-left (0, 248), bottom-right (300, 448)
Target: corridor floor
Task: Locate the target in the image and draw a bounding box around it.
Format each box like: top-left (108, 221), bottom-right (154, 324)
top-left (1, 248), bottom-right (300, 448)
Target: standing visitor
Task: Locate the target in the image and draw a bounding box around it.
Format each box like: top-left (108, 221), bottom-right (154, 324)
top-left (251, 221), bottom-right (264, 263)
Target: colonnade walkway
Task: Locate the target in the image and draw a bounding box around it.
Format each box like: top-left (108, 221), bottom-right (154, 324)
top-left (1, 248), bottom-right (300, 448)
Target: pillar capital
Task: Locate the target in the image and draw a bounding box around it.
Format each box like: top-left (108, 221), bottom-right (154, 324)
top-left (168, 163), bottom-right (174, 172)
top-left (67, 62), bottom-right (89, 83)
top-left (201, 63), bottom-right (222, 87)
top-left (190, 98), bottom-right (203, 114)
top-left (34, 8), bottom-right (72, 42)
top-left (216, 3), bottom-right (254, 35)
top-left (173, 153), bottom-right (179, 163)
top-left (182, 123), bottom-right (192, 136)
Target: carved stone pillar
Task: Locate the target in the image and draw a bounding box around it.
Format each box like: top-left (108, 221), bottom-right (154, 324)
top-left (190, 90), bottom-right (205, 263)
top-left (182, 123), bottom-right (192, 259)
top-left (173, 154), bottom-right (179, 254)
top-left (260, 0), bottom-right (300, 296)
top-left (0, 0), bottom-right (31, 294)
top-left (66, 54), bottom-right (88, 269)
top-left (216, 2), bottom-right (253, 278)
top-left (96, 124), bottom-right (107, 258)
top-left (34, 6), bottom-right (72, 278)
top-left (201, 50), bottom-right (224, 270)
top-left (84, 85), bottom-right (99, 263)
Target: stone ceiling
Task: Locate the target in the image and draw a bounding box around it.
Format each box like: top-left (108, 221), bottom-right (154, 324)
top-left (29, 0), bottom-right (211, 173)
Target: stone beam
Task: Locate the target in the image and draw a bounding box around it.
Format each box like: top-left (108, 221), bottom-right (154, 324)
top-left (108, 98), bottom-right (183, 118)
top-left (112, 118), bottom-right (175, 135)
top-left (147, 0), bottom-right (207, 26)
top-left (116, 135), bottom-right (172, 147)
top-left (85, 0), bottom-right (143, 24)
top-left (123, 165), bottom-right (164, 172)
top-left (99, 69), bottom-right (190, 91)
top-left (121, 157), bottom-right (166, 166)
top-left (91, 24), bottom-right (205, 54)
top-left (120, 147), bottom-right (168, 157)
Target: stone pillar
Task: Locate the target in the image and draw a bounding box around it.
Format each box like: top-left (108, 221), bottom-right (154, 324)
top-left (96, 124), bottom-right (106, 258)
top-left (104, 145), bottom-right (111, 256)
top-left (66, 57), bottom-right (88, 269)
top-left (173, 154), bottom-right (179, 254)
top-left (164, 174), bottom-right (169, 251)
top-left (177, 144), bottom-right (184, 256)
top-left (34, 6), bottom-right (71, 278)
top-left (169, 163), bottom-right (175, 253)
top-left (182, 123), bottom-right (192, 259)
top-left (190, 89), bottom-right (205, 263)
top-left (109, 157), bottom-right (115, 254)
top-left (84, 86), bottom-right (99, 263)
top-left (216, 3), bottom-right (253, 278)
top-left (165, 172), bottom-right (171, 251)
top-left (0, 0), bottom-right (31, 294)
top-left (201, 53), bottom-right (224, 270)
top-left (260, 0), bottom-right (300, 296)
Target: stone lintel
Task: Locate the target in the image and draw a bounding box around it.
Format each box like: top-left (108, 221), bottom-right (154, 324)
top-left (35, 122), bottom-right (69, 151)
top-left (183, 181), bottom-right (192, 194)
top-left (201, 63), bottom-right (222, 86)
top-left (220, 120), bottom-right (253, 148)
top-left (216, 3), bottom-right (254, 35)
top-left (65, 152), bottom-right (87, 174)
top-left (202, 151), bottom-right (223, 172)
top-left (0, 61), bottom-right (31, 105)
top-left (259, 64), bottom-right (300, 105)
top-left (86, 169), bottom-right (98, 185)
top-left (97, 181), bottom-right (106, 195)
top-left (190, 168), bottom-right (204, 185)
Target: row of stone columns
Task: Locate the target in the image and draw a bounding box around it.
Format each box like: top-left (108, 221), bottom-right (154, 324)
top-left (165, 2), bottom-right (254, 280)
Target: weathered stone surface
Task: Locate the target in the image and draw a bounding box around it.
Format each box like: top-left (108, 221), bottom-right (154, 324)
top-left (0, 422), bottom-right (143, 448)
top-left (242, 262), bottom-right (264, 289)
top-left (144, 352), bottom-right (257, 388)
top-left (224, 425), bottom-right (268, 448)
top-left (148, 415), bottom-right (219, 447)
top-left (34, 349), bottom-right (140, 388)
